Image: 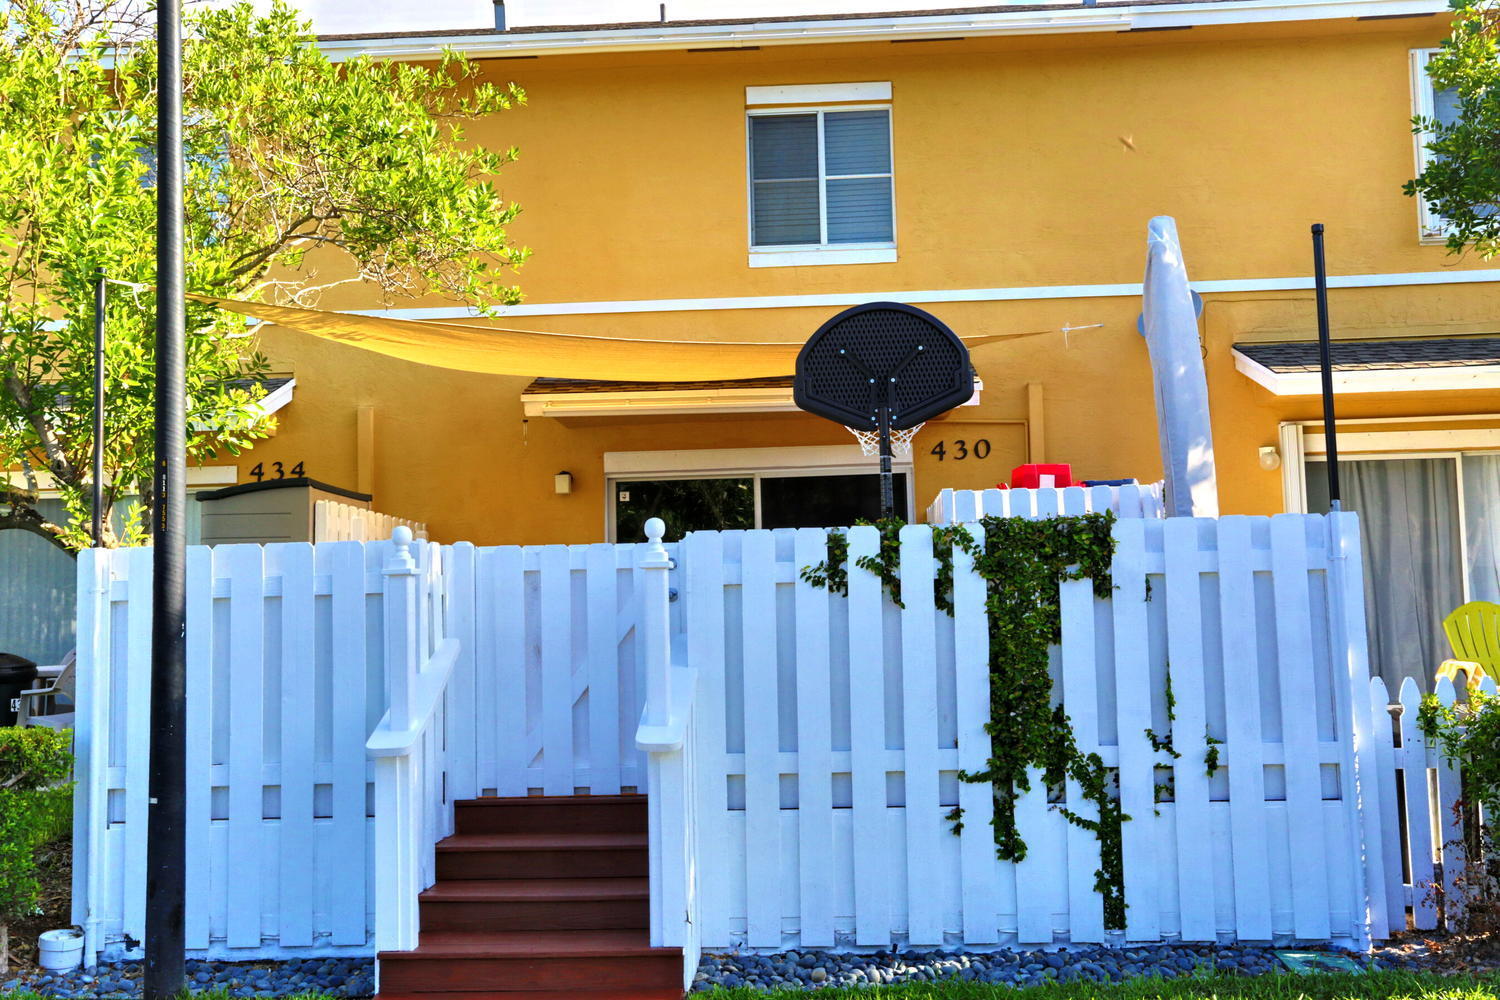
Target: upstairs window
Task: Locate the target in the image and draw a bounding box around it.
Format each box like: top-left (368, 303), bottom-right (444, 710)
top-left (1412, 48), bottom-right (1464, 240)
top-left (745, 83), bottom-right (895, 267)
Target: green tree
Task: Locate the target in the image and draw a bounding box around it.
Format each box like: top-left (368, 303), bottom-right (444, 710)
top-left (0, 0), bottom-right (526, 550)
top-left (1405, 0), bottom-right (1500, 253)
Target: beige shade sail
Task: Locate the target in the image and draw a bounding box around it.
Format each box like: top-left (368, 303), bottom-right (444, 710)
top-left (190, 294), bottom-right (1027, 382)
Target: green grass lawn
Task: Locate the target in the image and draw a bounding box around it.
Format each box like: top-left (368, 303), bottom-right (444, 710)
top-left (698, 972), bottom-right (1500, 1000)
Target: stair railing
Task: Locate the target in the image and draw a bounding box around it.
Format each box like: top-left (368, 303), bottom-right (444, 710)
top-left (368, 526), bottom-right (461, 955)
top-left (635, 517), bottom-right (701, 988)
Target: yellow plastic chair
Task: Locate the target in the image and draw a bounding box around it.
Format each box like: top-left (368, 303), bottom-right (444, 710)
top-left (1436, 601), bottom-right (1500, 689)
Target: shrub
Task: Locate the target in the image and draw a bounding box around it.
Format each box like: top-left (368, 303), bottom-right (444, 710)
top-left (0, 726), bottom-right (73, 973)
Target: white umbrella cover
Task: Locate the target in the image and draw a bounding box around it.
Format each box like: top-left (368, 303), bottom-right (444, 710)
top-left (1140, 216), bottom-right (1219, 517)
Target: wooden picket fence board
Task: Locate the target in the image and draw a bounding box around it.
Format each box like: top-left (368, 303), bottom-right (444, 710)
top-left (312, 499), bottom-right (427, 543)
top-left (925, 483), bottom-right (1166, 525)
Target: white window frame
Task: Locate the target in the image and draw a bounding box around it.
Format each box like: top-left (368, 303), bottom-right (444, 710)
top-left (1296, 447), bottom-right (1500, 605)
top-left (1411, 47), bottom-right (1452, 243)
top-left (603, 444), bottom-right (915, 541)
top-left (1281, 416), bottom-right (1500, 510)
top-left (746, 103), bottom-right (897, 269)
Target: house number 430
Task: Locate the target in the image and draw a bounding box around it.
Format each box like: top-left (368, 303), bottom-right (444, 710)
top-left (929, 439), bottom-right (990, 461)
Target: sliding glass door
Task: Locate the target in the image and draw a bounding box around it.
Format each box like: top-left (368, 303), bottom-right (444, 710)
top-left (1306, 453), bottom-right (1500, 691)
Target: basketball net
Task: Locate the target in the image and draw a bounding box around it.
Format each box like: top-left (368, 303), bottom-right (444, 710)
top-left (845, 422), bottom-right (924, 457)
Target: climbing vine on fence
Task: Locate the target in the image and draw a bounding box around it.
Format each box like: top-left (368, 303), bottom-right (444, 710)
top-left (801, 513), bottom-right (1128, 927)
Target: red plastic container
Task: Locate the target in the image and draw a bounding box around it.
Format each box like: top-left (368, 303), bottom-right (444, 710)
top-left (1007, 464), bottom-right (1074, 489)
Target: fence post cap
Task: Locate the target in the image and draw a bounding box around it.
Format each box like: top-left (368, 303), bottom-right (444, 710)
top-left (385, 525), bottom-right (417, 574)
top-left (639, 517), bottom-right (671, 569)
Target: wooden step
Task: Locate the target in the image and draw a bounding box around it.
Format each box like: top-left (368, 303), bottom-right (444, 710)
top-left (377, 930), bottom-right (681, 993)
top-left (435, 832), bottom-right (648, 880)
top-left (418, 878), bottom-right (649, 931)
top-left (454, 794), bottom-right (647, 835)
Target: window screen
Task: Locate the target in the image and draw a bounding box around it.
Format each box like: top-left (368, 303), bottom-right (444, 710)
top-left (749, 109), bottom-right (893, 248)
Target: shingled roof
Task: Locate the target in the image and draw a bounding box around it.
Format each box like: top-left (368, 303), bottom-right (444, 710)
top-left (1234, 338), bottom-right (1500, 373)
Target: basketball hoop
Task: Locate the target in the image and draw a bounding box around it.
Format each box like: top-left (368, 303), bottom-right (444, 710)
top-left (846, 422), bottom-right (924, 457)
top-left (794, 302), bottom-right (972, 518)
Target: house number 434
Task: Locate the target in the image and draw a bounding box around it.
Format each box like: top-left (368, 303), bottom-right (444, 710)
top-left (249, 461), bottom-right (305, 481)
top-left (928, 439), bottom-right (991, 461)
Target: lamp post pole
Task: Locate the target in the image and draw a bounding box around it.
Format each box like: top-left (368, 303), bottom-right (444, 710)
top-left (92, 268), bottom-right (105, 547)
top-left (145, 0), bottom-right (188, 993)
top-left (1311, 223), bottom-right (1341, 512)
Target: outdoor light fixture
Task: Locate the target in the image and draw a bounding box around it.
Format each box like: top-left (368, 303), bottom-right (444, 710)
top-left (1258, 446), bottom-right (1281, 471)
top-left (554, 471), bottom-right (573, 494)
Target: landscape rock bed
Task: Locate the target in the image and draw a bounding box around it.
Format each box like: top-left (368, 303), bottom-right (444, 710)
top-left (690, 944), bottom-right (1421, 991)
top-left (0, 957), bottom-right (375, 998)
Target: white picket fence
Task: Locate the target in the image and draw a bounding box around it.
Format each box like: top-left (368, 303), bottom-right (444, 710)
top-left (1370, 673), bottom-right (1492, 935)
top-left (71, 539), bottom-right (415, 963)
top-left (925, 482), bottom-right (1165, 525)
top-left (72, 510), bottom-right (1482, 967)
top-left (642, 512), bottom-right (1438, 957)
top-left (71, 533), bottom-right (665, 961)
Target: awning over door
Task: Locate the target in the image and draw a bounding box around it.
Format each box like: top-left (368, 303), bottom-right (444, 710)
top-left (1234, 337), bottom-right (1500, 395)
top-left (521, 375), bottom-right (984, 418)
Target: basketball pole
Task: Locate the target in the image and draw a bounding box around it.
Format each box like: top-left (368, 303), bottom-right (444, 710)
top-left (877, 407), bottom-right (895, 521)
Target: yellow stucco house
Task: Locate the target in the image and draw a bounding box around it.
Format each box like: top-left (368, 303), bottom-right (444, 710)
top-left (3, 0), bottom-right (1495, 686)
top-left (235, 0), bottom-right (1500, 686)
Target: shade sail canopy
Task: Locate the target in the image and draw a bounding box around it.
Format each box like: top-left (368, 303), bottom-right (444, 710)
top-left (193, 294), bottom-right (1019, 382)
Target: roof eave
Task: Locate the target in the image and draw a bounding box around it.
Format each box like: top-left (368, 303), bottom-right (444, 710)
top-left (1233, 350), bottom-right (1500, 395)
top-left (317, 0), bottom-right (1446, 61)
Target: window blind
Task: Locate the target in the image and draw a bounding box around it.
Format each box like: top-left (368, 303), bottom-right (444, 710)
top-left (749, 108), bottom-right (892, 248)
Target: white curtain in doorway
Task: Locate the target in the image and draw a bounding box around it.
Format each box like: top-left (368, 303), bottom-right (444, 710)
top-left (1464, 454), bottom-right (1500, 605)
top-left (1323, 459), bottom-right (1463, 691)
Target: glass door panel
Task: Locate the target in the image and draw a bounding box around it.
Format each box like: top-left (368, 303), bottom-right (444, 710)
top-left (613, 478), bottom-right (754, 542)
top-left (760, 472), bottom-right (908, 529)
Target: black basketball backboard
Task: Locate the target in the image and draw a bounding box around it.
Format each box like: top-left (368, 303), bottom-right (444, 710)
top-left (793, 302), bottom-right (973, 518)
top-left (793, 302), bottom-right (973, 432)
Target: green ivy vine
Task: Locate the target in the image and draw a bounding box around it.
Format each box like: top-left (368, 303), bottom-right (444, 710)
top-left (801, 514), bottom-right (1127, 927)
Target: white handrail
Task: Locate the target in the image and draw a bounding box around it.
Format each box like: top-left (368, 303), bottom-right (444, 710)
top-left (369, 527), bottom-right (458, 962)
top-left (634, 517), bottom-right (701, 989)
top-left (368, 638), bottom-right (461, 757)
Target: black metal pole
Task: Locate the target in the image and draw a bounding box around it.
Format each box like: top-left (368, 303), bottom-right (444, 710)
top-left (92, 269), bottom-right (106, 547)
top-left (878, 410), bottom-right (894, 521)
top-left (1311, 223), bottom-right (1341, 511)
top-left (145, 0), bottom-right (187, 992)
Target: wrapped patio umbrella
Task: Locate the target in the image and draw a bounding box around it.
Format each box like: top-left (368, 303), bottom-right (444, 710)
top-left (1139, 215), bottom-right (1219, 517)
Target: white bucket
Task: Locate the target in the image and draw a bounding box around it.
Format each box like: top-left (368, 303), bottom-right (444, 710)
top-left (37, 928), bottom-right (84, 972)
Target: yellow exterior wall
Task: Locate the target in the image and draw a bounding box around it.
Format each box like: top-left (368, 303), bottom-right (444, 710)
top-left (237, 13), bottom-right (1500, 543)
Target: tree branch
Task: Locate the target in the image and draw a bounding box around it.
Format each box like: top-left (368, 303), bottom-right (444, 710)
top-left (0, 487), bottom-right (74, 555)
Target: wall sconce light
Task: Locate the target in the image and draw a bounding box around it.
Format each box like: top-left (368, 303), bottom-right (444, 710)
top-left (554, 471), bottom-right (573, 495)
top-left (1258, 446), bottom-right (1281, 472)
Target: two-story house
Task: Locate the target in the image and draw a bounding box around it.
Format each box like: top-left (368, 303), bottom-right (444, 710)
top-left (4, 0), bottom-right (1495, 689)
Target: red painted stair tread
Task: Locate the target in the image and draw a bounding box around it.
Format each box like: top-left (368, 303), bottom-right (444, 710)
top-left (376, 795), bottom-right (680, 1000)
top-left (421, 878), bottom-right (649, 901)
